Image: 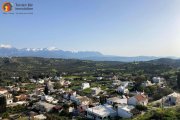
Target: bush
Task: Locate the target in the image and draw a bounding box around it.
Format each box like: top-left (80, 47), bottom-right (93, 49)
top-left (83, 88), bottom-right (92, 94)
top-left (2, 112), bottom-right (9, 119)
top-left (135, 105), bottom-right (147, 111)
top-left (154, 102), bottom-right (161, 107)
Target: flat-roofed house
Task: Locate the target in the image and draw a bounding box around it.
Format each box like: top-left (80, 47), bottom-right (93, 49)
top-left (107, 96), bottom-right (127, 105)
top-left (71, 95), bottom-right (92, 110)
top-left (164, 92), bottom-right (180, 106)
top-left (141, 80), bottom-right (154, 87)
top-left (81, 83), bottom-right (90, 90)
top-left (0, 88), bottom-right (13, 105)
top-left (35, 101), bottom-right (55, 112)
top-left (116, 81), bottom-right (129, 94)
top-left (91, 87), bottom-right (101, 96)
top-left (112, 80), bottom-right (121, 86)
top-left (86, 104), bottom-right (117, 120)
top-left (152, 77), bottom-right (164, 86)
top-left (33, 114), bottom-right (47, 120)
top-left (117, 105), bottom-right (134, 118)
top-left (3, 92), bottom-right (13, 105)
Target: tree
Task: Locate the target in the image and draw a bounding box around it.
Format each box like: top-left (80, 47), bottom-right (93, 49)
top-left (54, 82), bottom-right (61, 89)
top-left (133, 76), bottom-right (146, 91)
top-left (0, 95), bottom-right (7, 113)
top-left (99, 95), bottom-right (106, 104)
top-left (135, 104), bottom-right (147, 111)
top-left (44, 84), bottom-right (49, 95)
top-left (177, 73), bottom-right (180, 89)
top-left (2, 112), bottom-right (9, 119)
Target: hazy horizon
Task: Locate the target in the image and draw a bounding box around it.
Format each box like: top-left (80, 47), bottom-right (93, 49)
top-left (1, 0), bottom-right (180, 57)
top-left (0, 44), bottom-right (179, 58)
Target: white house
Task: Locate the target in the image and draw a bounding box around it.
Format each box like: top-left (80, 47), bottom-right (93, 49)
top-left (107, 96), bottom-right (127, 105)
top-left (97, 77), bottom-right (103, 80)
top-left (117, 105), bottom-right (134, 118)
top-left (117, 81), bottom-right (129, 94)
top-left (47, 81), bottom-right (54, 92)
top-left (128, 93), bottom-right (148, 106)
top-left (112, 75), bottom-right (118, 80)
top-left (34, 114), bottom-right (47, 120)
top-left (0, 88), bottom-right (13, 105)
top-left (59, 79), bottom-right (71, 86)
top-left (54, 76), bottom-right (62, 81)
top-left (81, 83), bottom-right (90, 90)
top-left (91, 87), bottom-right (101, 95)
top-left (4, 92), bottom-right (13, 105)
top-left (30, 79), bottom-right (36, 83)
top-left (71, 95), bottom-right (91, 106)
top-left (38, 79), bottom-right (44, 84)
top-left (41, 95), bottom-right (55, 103)
top-left (164, 92), bottom-right (180, 106)
top-left (34, 101), bottom-right (55, 112)
top-left (152, 77), bottom-right (164, 85)
top-left (86, 104), bottom-right (117, 120)
top-left (112, 80), bottom-right (121, 86)
top-left (70, 94), bottom-right (92, 110)
top-left (63, 91), bottom-right (76, 100)
top-left (141, 80), bottom-right (154, 87)
top-left (117, 86), bottom-right (129, 94)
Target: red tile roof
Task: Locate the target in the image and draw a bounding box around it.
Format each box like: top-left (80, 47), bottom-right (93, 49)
top-left (135, 94), bottom-right (147, 102)
top-left (0, 88), bottom-right (7, 91)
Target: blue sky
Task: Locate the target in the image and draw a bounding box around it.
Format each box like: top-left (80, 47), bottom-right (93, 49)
top-left (1, 0), bottom-right (180, 57)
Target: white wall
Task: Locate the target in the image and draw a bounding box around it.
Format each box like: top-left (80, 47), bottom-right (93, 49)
top-left (7, 99), bottom-right (13, 105)
top-left (128, 97), bottom-right (137, 106)
top-left (118, 108), bottom-right (132, 118)
top-left (82, 83), bottom-right (90, 89)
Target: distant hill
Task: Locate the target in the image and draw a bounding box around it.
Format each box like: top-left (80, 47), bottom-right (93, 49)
top-left (0, 57), bottom-right (179, 79)
top-left (0, 46), bottom-right (160, 62)
top-left (148, 58), bottom-right (180, 67)
top-left (82, 56), bottom-right (159, 62)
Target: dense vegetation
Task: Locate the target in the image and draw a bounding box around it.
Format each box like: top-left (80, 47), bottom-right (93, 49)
top-left (133, 107), bottom-right (180, 120)
top-left (0, 57), bottom-right (179, 77)
top-left (0, 57), bottom-right (180, 89)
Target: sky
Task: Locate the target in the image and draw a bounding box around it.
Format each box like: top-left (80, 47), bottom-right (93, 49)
top-left (1, 0), bottom-right (180, 57)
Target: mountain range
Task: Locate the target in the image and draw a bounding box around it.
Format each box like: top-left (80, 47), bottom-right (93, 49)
top-left (0, 45), bottom-right (176, 62)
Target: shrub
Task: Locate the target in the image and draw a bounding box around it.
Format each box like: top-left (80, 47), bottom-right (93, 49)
top-left (135, 105), bottom-right (147, 111)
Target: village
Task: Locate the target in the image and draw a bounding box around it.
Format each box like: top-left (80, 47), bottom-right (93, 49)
top-left (1, 0), bottom-right (180, 119)
top-left (1, 73), bottom-right (180, 120)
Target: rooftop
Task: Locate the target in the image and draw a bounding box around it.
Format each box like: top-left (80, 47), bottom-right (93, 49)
top-left (77, 96), bottom-right (90, 102)
top-left (36, 101), bottom-right (55, 108)
top-left (86, 104), bottom-right (116, 117)
top-left (107, 97), bottom-right (127, 103)
top-left (0, 88), bottom-right (7, 91)
top-left (134, 94), bottom-right (147, 102)
top-left (118, 105), bottom-right (134, 112)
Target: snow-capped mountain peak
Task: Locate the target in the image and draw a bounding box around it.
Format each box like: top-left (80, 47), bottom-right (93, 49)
top-left (46, 47), bottom-right (59, 51)
top-left (0, 44), bottom-right (12, 49)
top-left (0, 44), bottom-right (162, 62)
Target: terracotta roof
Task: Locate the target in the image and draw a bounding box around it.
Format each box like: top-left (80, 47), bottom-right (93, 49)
top-left (53, 106), bottom-right (62, 110)
top-left (135, 94), bottom-right (147, 102)
top-left (0, 88), bottom-right (7, 91)
top-left (15, 94), bottom-right (28, 100)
